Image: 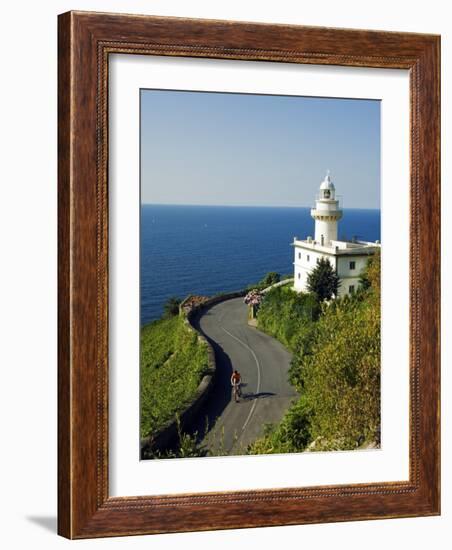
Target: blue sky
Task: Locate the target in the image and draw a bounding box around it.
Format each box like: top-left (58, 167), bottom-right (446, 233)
top-left (141, 90), bottom-right (380, 209)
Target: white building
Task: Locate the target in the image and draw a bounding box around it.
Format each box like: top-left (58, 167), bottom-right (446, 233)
top-left (293, 172), bottom-right (380, 297)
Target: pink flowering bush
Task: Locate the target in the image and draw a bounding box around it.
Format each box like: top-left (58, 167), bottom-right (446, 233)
top-left (244, 289), bottom-right (263, 307)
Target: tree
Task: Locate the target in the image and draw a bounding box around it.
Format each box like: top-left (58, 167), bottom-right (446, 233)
top-left (306, 257), bottom-right (340, 301)
top-left (163, 296), bottom-right (181, 318)
top-left (359, 250), bottom-right (381, 295)
top-left (261, 271), bottom-right (281, 286)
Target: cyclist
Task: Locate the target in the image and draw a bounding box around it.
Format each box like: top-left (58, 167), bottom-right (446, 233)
top-left (231, 370), bottom-right (242, 403)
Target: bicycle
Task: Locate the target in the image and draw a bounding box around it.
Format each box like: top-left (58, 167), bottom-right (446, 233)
top-left (232, 382), bottom-right (242, 403)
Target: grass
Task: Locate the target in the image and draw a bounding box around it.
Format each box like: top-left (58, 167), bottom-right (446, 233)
top-left (140, 315), bottom-right (210, 440)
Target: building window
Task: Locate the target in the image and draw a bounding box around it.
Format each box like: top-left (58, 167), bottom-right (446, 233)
top-left (349, 285), bottom-right (355, 294)
top-left (298, 273), bottom-right (301, 279)
top-left (298, 252), bottom-right (301, 259)
top-left (349, 261), bottom-right (356, 270)
top-left (307, 255), bottom-right (310, 262)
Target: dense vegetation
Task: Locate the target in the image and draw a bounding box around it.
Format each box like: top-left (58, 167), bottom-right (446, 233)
top-left (140, 315), bottom-right (209, 440)
top-left (256, 285), bottom-right (320, 351)
top-left (250, 252), bottom-right (381, 454)
top-left (307, 257), bottom-right (340, 301)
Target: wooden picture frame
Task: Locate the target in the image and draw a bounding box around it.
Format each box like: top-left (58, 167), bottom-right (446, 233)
top-left (58, 11), bottom-right (440, 539)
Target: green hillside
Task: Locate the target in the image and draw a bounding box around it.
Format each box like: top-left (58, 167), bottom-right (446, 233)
top-left (140, 315), bottom-right (209, 439)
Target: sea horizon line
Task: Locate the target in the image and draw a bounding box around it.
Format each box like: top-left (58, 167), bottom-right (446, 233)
top-left (141, 202), bottom-right (381, 211)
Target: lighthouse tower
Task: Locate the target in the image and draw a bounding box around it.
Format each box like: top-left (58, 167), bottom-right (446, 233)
top-left (292, 171), bottom-right (380, 297)
top-left (311, 171), bottom-right (342, 246)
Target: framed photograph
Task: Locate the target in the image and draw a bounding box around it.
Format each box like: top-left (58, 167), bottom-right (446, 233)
top-left (58, 11), bottom-right (440, 538)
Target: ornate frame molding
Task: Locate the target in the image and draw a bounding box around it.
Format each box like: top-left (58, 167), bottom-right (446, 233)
top-left (58, 11), bottom-right (440, 538)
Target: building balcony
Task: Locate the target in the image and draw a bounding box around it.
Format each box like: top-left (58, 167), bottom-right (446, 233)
top-left (310, 208), bottom-right (343, 221)
top-left (292, 236), bottom-right (381, 256)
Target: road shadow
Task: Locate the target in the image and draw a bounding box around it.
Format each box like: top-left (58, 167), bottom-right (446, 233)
top-left (190, 307), bottom-right (279, 442)
top-left (241, 391), bottom-right (275, 401)
top-left (190, 311), bottom-right (235, 441)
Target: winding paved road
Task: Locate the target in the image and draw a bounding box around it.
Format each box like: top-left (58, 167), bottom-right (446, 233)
top-left (191, 297), bottom-right (297, 454)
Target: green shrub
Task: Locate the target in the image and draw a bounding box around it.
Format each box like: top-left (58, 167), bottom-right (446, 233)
top-left (257, 286), bottom-right (320, 351)
top-left (250, 400), bottom-right (312, 455)
top-left (290, 290), bottom-right (380, 449)
top-left (163, 296), bottom-right (182, 318)
top-left (261, 271), bottom-right (281, 286)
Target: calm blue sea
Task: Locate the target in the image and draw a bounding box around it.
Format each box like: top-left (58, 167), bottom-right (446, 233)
top-left (140, 205), bottom-right (380, 325)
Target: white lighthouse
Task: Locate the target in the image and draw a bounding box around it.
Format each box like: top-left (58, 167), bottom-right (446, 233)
top-left (311, 171), bottom-right (342, 245)
top-left (292, 172), bottom-right (380, 297)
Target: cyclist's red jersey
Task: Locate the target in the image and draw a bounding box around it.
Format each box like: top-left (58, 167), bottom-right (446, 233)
top-left (231, 372), bottom-right (241, 384)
